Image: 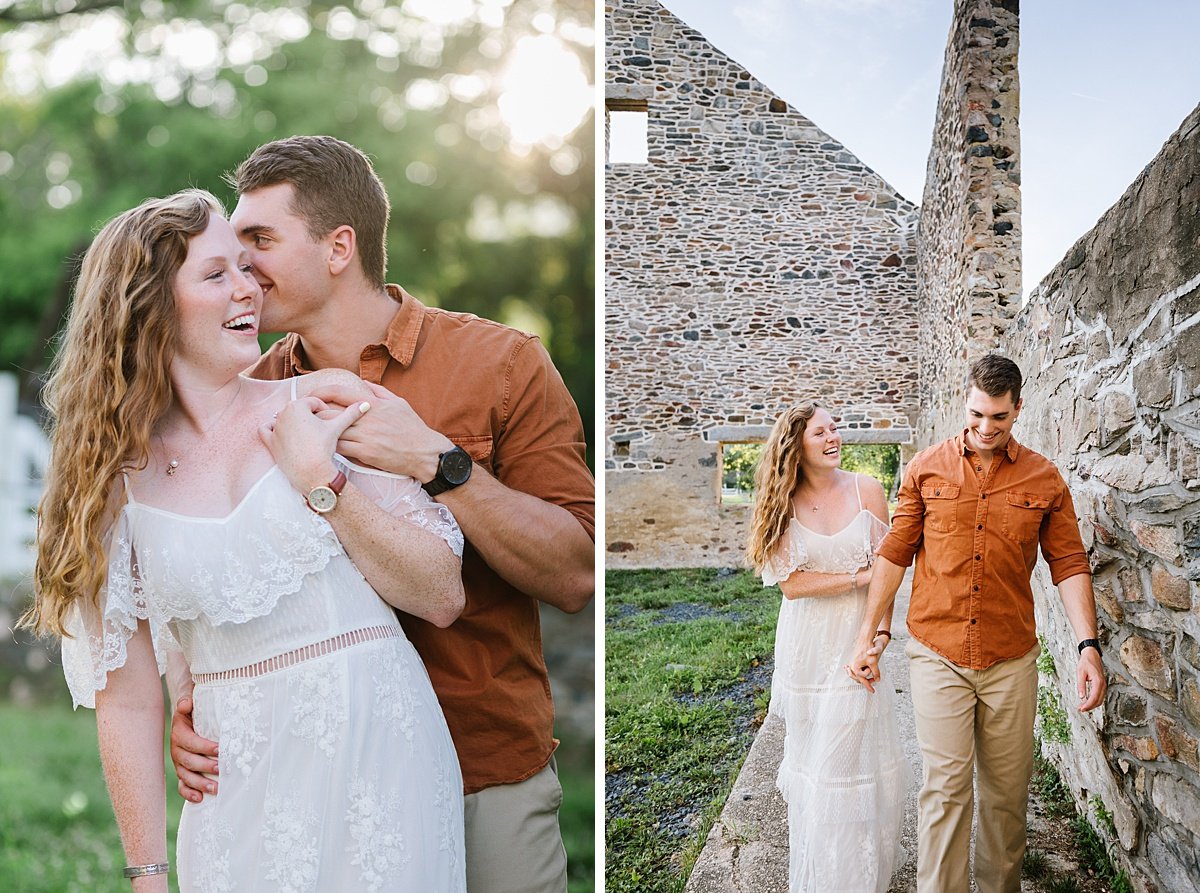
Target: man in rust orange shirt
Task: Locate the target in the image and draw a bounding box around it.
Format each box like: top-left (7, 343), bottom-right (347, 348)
top-left (849, 354), bottom-right (1105, 893)
top-left (168, 137), bottom-right (594, 893)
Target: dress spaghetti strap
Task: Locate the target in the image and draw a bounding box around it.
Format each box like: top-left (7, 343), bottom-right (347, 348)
top-left (854, 472), bottom-right (863, 511)
top-left (290, 376), bottom-right (298, 399)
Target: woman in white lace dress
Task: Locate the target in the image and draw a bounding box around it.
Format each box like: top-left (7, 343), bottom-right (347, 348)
top-left (746, 402), bottom-right (910, 893)
top-left (26, 190), bottom-right (466, 891)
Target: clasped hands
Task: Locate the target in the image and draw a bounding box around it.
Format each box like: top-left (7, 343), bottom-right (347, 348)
top-left (261, 378), bottom-right (453, 487)
top-left (846, 632), bottom-right (890, 694)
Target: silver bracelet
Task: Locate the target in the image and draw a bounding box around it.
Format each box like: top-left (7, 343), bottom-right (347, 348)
top-left (122, 863), bottom-right (169, 879)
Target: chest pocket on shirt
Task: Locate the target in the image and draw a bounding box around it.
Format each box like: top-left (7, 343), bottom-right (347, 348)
top-left (1003, 491), bottom-right (1049, 544)
top-left (921, 483), bottom-right (960, 533)
top-left (451, 435), bottom-right (494, 471)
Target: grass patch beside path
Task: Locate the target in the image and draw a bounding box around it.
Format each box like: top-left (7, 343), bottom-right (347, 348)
top-left (605, 568), bottom-right (778, 893)
top-left (0, 700), bottom-right (183, 893)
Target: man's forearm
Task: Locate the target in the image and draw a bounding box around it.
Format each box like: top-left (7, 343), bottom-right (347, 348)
top-left (855, 556), bottom-right (907, 646)
top-left (439, 468), bottom-right (594, 613)
top-left (1056, 572), bottom-right (1099, 642)
top-left (165, 651), bottom-right (194, 707)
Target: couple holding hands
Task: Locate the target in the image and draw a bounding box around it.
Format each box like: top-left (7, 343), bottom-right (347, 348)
top-left (749, 354), bottom-right (1106, 893)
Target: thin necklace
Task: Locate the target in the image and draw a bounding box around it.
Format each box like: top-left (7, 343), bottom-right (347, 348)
top-left (161, 380), bottom-right (243, 476)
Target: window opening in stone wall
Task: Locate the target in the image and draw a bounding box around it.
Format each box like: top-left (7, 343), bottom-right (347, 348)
top-left (721, 442), bottom-right (763, 505)
top-left (607, 100), bottom-right (648, 164)
top-left (720, 442), bottom-right (902, 507)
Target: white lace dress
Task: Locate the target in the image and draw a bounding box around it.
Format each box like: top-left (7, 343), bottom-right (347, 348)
top-left (61, 457), bottom-right (466, 893)
top-left (763, 482), bottom-right (909, 893)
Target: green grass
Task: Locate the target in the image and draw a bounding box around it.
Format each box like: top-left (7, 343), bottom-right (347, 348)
top-left (556, 732), bottom-right (596, 893)
top-left (0, 699), bottom-right (595, 893)
top-left (0, 699), bottom-right (184, 893)
top-left (1033, 746), bottom-right (1075, 819)
top-left (1022, 847), bottom-right (1050, 880)
top-left (606, 568), bottom-right (778, 893)
top-left (1037, 683), bottom-right (1071, 744)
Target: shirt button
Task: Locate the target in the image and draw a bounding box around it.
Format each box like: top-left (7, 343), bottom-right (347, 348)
top-left (935, 490), bottom-right (941, 496)
top-left (975, 555), bottom-right (982, 561)
top-left (977, 524), bottom-right (983, 530)
top-left (981, 494), bottom-right (987, 500)
top-left (971, 619), bottom-right (977, 624)
top-left (973, 585), bottom-right (980, 591)
top-left (1025, 500), bottom-right (1030, 506)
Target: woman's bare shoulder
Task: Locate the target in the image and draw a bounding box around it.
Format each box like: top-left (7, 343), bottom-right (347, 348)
top-left (294, 368), bottom-right (370, 398)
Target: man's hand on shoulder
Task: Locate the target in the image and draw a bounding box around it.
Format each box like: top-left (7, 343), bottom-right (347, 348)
top-left (329, 380), bottom-right (452, 482)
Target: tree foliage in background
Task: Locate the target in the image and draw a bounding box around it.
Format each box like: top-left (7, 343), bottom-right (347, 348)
top-left (721, 442), bottom-right (761, 493)
top-left (840, 444), bottom-right (900, 496)
top-left (723, 442), bottom-right (900, 498)
top-left (0, 0), bottom-right (594, 462)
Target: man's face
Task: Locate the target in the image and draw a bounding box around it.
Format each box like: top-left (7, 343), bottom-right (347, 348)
top-left (964, 386), bottom-right (1022, 458)
top-left (230, 183), bottom-right (329, 334)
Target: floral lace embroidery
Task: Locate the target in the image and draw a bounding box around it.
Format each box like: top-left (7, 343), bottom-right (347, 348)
top-left (433, 760), bottom-right (460, 869)
top-left (289, 659), bottom-right (347, 758)
top-left (262, 794), bottom-right (319, 893)
top-left (400, 503), bottom-right (465, 558)
top-left (346, 776), bottom-right (410, 890)
top-left (194, 807), bottom-right (234, 893)
top-left (369, 646), bottom-right (421, 744)
top-left (220, 682), bottom-right (267, 777)
top-left (149, 511), bottom-right (343, 624)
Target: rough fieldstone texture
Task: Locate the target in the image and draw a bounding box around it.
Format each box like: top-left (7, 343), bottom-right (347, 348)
top-left (916, 0), bottom-right (1021, 445)
top-left (1017, 104), bottom-right (1200, 892)
top-left (604, 0), bottom-right (919, 567)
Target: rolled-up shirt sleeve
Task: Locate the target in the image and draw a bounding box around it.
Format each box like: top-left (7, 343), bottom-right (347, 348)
top-left (876, 460), bottom-right (925, 567)
top-left (1041, 476), bottom-right (1091, 585)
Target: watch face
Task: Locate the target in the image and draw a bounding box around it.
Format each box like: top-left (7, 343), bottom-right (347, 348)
top-left (308, 485), bottom-right (337, 513)
top-left (440, 447), bottom-right (473, 486)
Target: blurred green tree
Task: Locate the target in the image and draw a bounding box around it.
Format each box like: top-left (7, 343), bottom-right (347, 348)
top-left (0, 0), bottom-right (595, 462)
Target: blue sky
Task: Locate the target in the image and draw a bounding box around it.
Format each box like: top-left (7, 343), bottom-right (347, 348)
top-left (638, 0), bottom-right (1200, 295)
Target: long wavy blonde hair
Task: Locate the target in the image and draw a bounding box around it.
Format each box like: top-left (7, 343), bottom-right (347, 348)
top-left (26, 189), bottom-right (223, 637)
top-left (745, 402), bottom-right (821, 573)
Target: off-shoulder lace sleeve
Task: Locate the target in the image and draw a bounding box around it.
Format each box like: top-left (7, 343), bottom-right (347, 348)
top-left (335, 455), bottom-right (464, 559)
top-left (762, 519), bottom-right (810, 587)
top-left (60, 508), bottom-right (180, 710)
top-left (864, 510), bottom-right (890, 558)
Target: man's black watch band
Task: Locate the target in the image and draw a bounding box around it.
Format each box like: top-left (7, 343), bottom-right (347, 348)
top-left (1077, 638), bottom-right (1102, 656)
top-left (422, 445), bottom-right (473, 496)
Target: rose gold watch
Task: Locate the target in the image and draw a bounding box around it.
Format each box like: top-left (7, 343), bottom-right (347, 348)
top-left (306, 470), bottom-right (347, 514)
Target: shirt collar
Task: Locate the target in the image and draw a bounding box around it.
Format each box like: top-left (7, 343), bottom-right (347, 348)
top-left (282, 284), bottom-right (426, 375)
top-left (956, 429), bottom-right (1022, 462)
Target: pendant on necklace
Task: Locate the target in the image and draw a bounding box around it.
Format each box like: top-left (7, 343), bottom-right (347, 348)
top-left (811, 504), bottom-right (819, 513)
top-left (166, 459), bottom-right (179, 476)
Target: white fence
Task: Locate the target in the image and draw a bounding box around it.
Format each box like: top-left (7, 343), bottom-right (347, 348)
top-left (0, 373), bottom-right (48, 578)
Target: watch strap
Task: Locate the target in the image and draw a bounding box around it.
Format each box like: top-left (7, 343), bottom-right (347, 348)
top-left (423, 475), bottom-right (454, 497)
top-left (1077, 637), bottom-right (1101, 656)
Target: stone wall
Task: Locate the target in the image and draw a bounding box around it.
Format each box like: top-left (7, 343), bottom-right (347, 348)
top-left (1009, 104), bottom-right (1200, 892)
top-left (604, 0), bottom-right (919, 567)
top-left (916, 0), bottom-right (1021, 446)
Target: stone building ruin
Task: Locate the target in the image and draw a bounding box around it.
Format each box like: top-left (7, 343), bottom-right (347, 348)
top-left (606, 0), bottom-right (1200, 888)
top-left (605, 0), bottom-right (921, 567)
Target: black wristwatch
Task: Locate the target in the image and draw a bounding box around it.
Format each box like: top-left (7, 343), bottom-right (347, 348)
top-left (422, 445), bottom-right (473, 496)
top-left (1077, 638), bottom-right (1102, 657)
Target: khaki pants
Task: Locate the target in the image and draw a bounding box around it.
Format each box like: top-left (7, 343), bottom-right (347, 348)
top-left (906, 639), bottom-right (1039, 893)
top-left (464, 760), bottom-right (568, 893)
